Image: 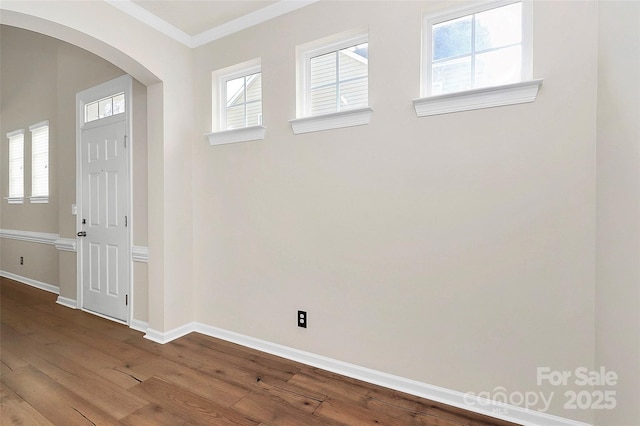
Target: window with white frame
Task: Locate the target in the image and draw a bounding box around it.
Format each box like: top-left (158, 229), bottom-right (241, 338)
top-left (291, 30), bottom-right (372, 134)
top-left (205, 58), bottom-right (267, 145)
top-left (215, 60), bottom-right (262, 131)
top-left (224, 72), bottom-right (262, 130)
top-left (308, 41), bottom-right (368, 115)
top-left (414, 0), bottom-right (541, 117)
top-left (30, 121), bottom-right (49, 203)
top-left (423, 0), bottom-right (532, 96)
top-left (206, 59), bottom-right (265, 146)
top-left (6, 129), bottom-right (25, 203)
top-left (84, 93), bottom-right (125, 123)
top-left (299, 32), bottom-right (369, 117)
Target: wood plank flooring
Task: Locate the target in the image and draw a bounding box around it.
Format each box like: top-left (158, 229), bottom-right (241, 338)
top-left (0, 277), bottom-right (519, 425)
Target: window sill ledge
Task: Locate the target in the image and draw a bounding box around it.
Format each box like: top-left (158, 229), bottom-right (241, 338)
top-left (413, 79), bottom-right (543, 117)
top-left (29, 196), bottom-right (49, 204)
top-left (5, 197), bottom-right (24, 204)
top-left (290, 107), bottom-right (373, 135)
top-left (205, 125), bottom-right (266, 146)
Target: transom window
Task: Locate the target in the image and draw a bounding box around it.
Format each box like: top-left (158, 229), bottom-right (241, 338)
top-left (85, 92), bottom-right (125, 123)
top-left (424, 0), bottom-right (532, 96)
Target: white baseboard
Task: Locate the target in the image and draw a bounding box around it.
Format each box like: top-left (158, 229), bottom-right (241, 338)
top-left (0, 270), bottom-right (60, 294)
top-left (143, 321), bottom-right (590, 426)
top-left (130, 318), bottom-right (149, 333)
top-left (144, 322), bottom-right (194, 344)
top-left (56, 296), bottom-right (77, 309)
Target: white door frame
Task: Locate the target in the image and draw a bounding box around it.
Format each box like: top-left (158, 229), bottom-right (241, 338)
top-left (75, 74), bottom-right (133, 325)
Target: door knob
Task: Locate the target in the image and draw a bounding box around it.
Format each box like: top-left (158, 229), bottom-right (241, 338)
top-left (77, 231), bottom-right (86, 237)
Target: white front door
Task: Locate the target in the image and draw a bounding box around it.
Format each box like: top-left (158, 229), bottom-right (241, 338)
top-left (77, 75), bottom-right (132, 323)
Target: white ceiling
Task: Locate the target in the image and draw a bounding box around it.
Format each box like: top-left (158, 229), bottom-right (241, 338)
top-left (109, 0), bottom-right (318, 48)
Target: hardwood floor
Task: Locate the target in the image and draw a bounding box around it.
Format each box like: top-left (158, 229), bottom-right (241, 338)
top-left (0, 277), bottom-right (519, 426)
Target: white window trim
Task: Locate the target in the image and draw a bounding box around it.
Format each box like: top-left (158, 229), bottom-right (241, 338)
top-left (413, 78), bottom-right (542, 117)
top-left (208, 58), bottom-right (265, 146)
top-left (29, 120), bottom-right (49, 203)
top-left (6, 129), bottom-right (25, 204)
top-left (205, 125), bottom-right (266, 146)
top-left (29, 196), bottom-right (50, 204)
top-left (290, 107), bottom-right (373, 135)
top-left (292, 28), bottom-right (372, 134)
top-left (416, 0), bottom-right (540, 116)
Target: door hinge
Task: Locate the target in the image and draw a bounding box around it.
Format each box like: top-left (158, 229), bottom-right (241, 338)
top-left (125, 216), bottom-right (128, 227)
top-left (126, 294), bottom-right (128, 306)
top-left (124, 134), bottom-right (128, 148)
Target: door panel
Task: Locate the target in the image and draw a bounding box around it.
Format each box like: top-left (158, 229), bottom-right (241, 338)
top-left (80, 119), bottom-right (129, 321)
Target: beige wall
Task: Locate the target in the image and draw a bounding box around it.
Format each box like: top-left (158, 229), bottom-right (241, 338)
top-left (595, 2), bottom-right (640, 425)
top-left (2, 1), bottom-right (639, 424)
top-left (0, 25), bottom-right (149, 322)
top-left (1, 27), bottom-right (59, 234)
top-left (1, 239), bottom-right (59, 286)
top-left (193, 1), bottom-right (597, 422)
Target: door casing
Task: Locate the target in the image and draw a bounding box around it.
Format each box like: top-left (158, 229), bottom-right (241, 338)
top-left (75, 74), bottom-right (133, 324)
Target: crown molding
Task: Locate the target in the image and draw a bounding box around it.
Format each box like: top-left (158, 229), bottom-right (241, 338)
top-left (105, 0), bottom-right (319, 49)
top-left (191, 0), bottom-right (319, 48)
top-left (105, 0), bottom-right (192, 47)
